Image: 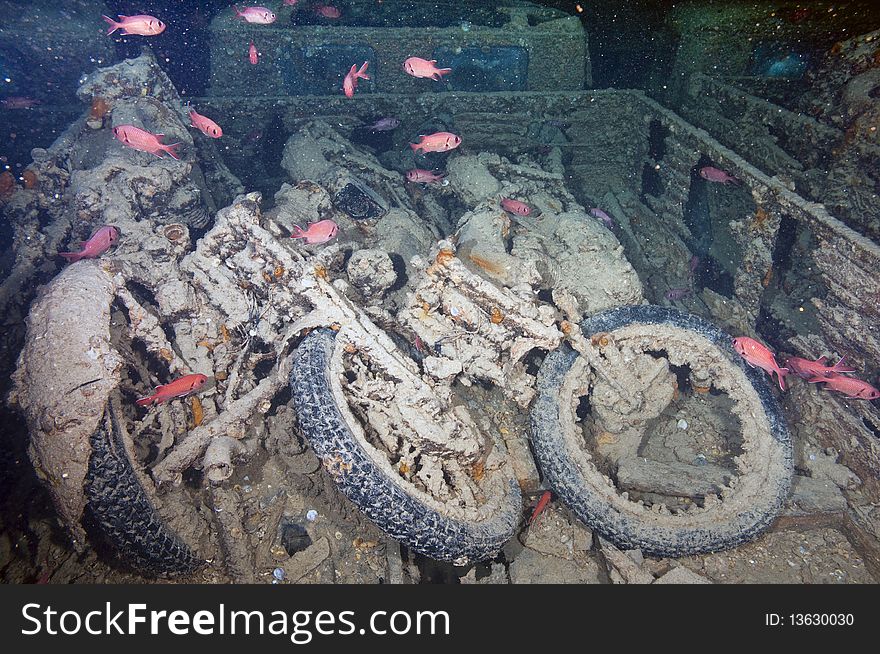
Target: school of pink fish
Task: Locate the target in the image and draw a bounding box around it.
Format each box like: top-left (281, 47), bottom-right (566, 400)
top-left (733, 338), bottom-right (879, 400)
top-left (54, 8), bottom-right (878, 417)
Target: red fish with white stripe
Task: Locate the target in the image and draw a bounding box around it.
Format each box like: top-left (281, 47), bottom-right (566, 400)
top-left (102, 14), bottom-right (166, 36)
top-left (409, 132), bottom-right (461, 154)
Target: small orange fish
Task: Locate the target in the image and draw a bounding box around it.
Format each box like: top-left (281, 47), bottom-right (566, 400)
top-left (290, 219), bottom-right (339, 245)
top-left (343, 61), bottom-right (369, 98)
top-left (501, 198), bottom-right (532, 216)
top-left (403, 57), bottom-right (452, 81)
top-left (137, 373), bottom-right (209, 407)
top-left (807, 374), bottom-right (880, 400)
top-left (409, 132), bottom-right (461, 154)
top-left (249, 41), bottom-right (259, 65)
top-left (102, 14), bottom-right (166, 36)
top-left (113, 124), bottom-right (181, 160)
top-left (733, 336), bottom-right (788, 390)
top-left (188, 107), bottom-right (222, 138)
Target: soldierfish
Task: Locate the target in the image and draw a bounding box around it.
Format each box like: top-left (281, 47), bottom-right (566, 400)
top-left (403, 57), bottom-right (452, 81)
top-left (410, 132), bottom-right (461, 154)
top-left (233, 5), bottom-right (276, 23)
top-left (102, 14), bottom-right (166, 36)
top-left (589, 207), bottom-right (615, 229)
top-left (501, 198), bottom-right (532, 216)
top-left (343, 61), bottom-right (369, 98)
top-left (665, 287), bottom-right (692, 301)
top-left (290, 219), bottom-right (338, 245)
top-left (1, 96), bottom-right (40, 109)
top-left (405, 169), bottom-right (446, 184)
top-left (249, 41), bottom-right (259, 65)
top-left (784, 355), bottom-right (856, 381)
top-left (188, 107), bottom-right (223, 138)
top-left (112, 124), bottom-right (181, 160)
top-left (528, 490), bottom-right (553, 525)
top-left (366, 117), bottom-right (400, 131)
top-left (136, 373), bottom-right (209, 407)
top-left (732, 336), bottom-right (788, 390)
top-left (699, 166), bottom-right (741, 185)
top-left (59, 225), bottom-right (119, 263)
top-left (808, 374), bottom-right (880, 400)
top-left (315, 5), bottom-right (341, 18)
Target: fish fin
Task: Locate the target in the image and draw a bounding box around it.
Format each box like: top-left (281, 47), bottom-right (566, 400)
top-left (806, 375), bottom-right (829, 384)
top-left (409, 142), bottom-right (420, 152)
top-left (431, 73), bottom-right (442, 81)
top-left (815, 356), bottom-right (828, 365)
top-left (102, 15), bottom-right (120, 35)
top-left (135, 395), bottom-right (155, 407)
top-left (832, 356), bottom-right (857, 373)
top-left (290, 225), bottom-right (304, 238)
top-left (163, 143), bottom-right (182, 160)
top-left (776, 367), bottom-right (789, 391)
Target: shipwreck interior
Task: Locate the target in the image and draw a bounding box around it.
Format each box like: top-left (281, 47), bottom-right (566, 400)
top-left (1, 0), bottom-right (879, 584)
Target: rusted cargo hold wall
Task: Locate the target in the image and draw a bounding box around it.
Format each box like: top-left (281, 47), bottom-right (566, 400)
top-left (634, 94), bottom-right (880, 376)
top-left (680, 73), bottom-right (880, 243)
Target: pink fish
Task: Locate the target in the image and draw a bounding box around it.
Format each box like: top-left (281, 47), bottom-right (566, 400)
top-left (315, 5), bottom-right (341, 18)
top-left (807, 374), bottom-right (880, 400)
top-left (410, 132), bottom-right (461, 154)
top-left (249, 42), bottom-right (259, 65)
top-left (732, 336), bottom-right (788, 390)
top-left (136, 373), bottom-right (209, 407)
top-left (405, 169), bottom-right (446, 184)
top-left (403, 57), bottom-right (452, 81)
top-left (665, 287), bottom-right (692, 301)
top-left (233, 5), bottom-right (276, 24)
top-left (188, 107), bottom-right (222, 138)
top-left (589, 207), bottom-right (614, 228)
top-left (501, 198), bottom-right (532, 216)
top-left (366, 117), bottom-right (400, 131)
top-left (290, 219), bottom-right (338, 245)
top-left (1, 96), bottom-right (40, 109)
top-left (689, 255), bottom-right (701, 276)
top-left (59, 225), bottom-right (119, 263)
top-left (343, 61), bottom-right (369, 98)
top-left (112, 124), bottom-right (181, 160)
top-left (699, 166), bottom-right (741, 185)
top-left (784, 355), bottom-right (856, 381)
top-left (102, 14), bottom-right (166, 36)
top-left (284, 0), bottom-right (298, 5)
